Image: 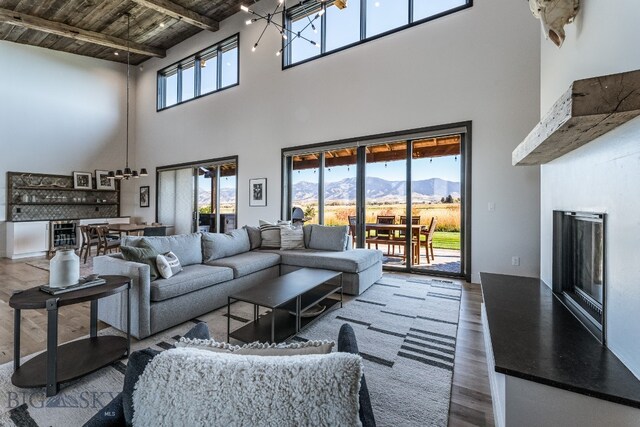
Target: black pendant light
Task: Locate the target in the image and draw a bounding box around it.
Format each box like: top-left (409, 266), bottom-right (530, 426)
top-left (109, 14), bottom-right (147, 180)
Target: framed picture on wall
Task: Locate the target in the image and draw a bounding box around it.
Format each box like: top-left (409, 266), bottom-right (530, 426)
top-left (95, 170), bottom-right (115, 190)
top-left (140, 186), bottom-right (150, 208)
top-left (73, 171), bottom-right (92, 190)
top-left (249, 178), bottom-right (267, 207)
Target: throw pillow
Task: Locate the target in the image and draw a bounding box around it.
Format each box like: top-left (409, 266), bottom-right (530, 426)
top-left (258, 219), bottom-right (289, 249)
top-left (280, 225), bottom-right (305, 250)
top-left (132, 349), bottom-right (362, 427)
top-left (308, 225), bottom-right (349, 252)
top-left (120, 239), bottom-right (161, 281)
top-left (156, 251), bottom-right (183, 279)
top-left (122, 233), bottom-right (203, 266)
top-left (176, 338), bottom-right (334, 355)
top-left (201, 228), bottom-right (251, 262)
top-left (243, 225), bottom-right (262, 250)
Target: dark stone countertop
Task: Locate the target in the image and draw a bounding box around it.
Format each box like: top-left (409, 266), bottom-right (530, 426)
top-left (481, 273), bottom-right (640, 409)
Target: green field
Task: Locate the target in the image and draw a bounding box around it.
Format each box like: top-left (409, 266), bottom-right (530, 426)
top-left (432, 232), bottom-right (460, 250)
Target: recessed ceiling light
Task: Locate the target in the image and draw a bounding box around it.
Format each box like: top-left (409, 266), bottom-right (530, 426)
top-left (114, 52), bottom-right (119, 56)
top-left (159, 22), bottom-right (165, 28)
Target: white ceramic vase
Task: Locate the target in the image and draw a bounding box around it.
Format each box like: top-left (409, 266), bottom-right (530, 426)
top-left (49, 249), bottom-right (80, 288)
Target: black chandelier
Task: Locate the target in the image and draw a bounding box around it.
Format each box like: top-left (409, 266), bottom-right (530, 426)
top-left (241, 0), bottom-right (347, 57)
top-left (109, 14), bottom-right (147, 180)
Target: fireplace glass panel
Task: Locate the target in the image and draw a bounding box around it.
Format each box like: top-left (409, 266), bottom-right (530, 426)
top-left (553, 211), bottom-right (605, 342)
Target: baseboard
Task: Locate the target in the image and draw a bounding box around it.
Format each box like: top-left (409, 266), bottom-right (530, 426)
top-left (7, 251), bottom-right (48, 260)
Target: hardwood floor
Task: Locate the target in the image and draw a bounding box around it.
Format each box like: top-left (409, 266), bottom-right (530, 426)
top-left (448, 282), bottom-right (495, 426)
top-left (0, 256), bottom-right (494, 426)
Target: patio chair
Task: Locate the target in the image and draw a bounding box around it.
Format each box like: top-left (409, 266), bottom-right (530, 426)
top-left (399, 216), bottom-right (421, 264)
top-left (348, 215), bottom-right (357, 247)
top-left (421, 217), bottom-right (438, 264)
top-left (370, 215), bottom-right (395, 252)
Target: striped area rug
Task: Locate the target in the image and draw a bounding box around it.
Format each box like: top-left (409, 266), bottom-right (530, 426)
top-left (295, 274), bottom-right (462, 426)
top-left (0, 273), bottom-right (460, 427)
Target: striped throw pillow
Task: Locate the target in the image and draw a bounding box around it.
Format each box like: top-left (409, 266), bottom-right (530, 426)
top-left (280, 225), bottom-right (305, 250)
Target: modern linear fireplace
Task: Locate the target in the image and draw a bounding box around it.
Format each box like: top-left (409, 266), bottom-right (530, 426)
top-left (553, 211), bottom-right (606, 343)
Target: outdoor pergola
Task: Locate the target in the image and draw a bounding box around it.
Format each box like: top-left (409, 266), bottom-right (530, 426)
top-left (292, 135), bottom-right (461, 170)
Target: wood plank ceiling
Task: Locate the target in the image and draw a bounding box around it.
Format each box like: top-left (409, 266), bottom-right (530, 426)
top-left (292, 136), bottom-right (462, 170)
top-left (0, 0), bottom-right (244, 65)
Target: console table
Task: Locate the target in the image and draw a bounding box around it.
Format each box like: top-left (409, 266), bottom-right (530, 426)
top-left (10, 275), bottom-right (131, 396)
top-left (480, 273), bottom-right (640, 427)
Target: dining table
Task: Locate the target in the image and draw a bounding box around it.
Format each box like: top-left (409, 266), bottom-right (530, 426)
top-left (107, 224), bottom-right (172, 236)
top-left (365, 223), bottom-right (424, 264)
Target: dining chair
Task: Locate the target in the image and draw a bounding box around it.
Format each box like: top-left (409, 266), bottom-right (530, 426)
top-left (399, 216), bottom-right (421, 264)
top-left (96, 226), bottom-right (121, 256)
top-left (421, 217), bottom-right (438, 264)
top-left (79, 225), bottom-right (101, 263)
top-left (347, 215), bottom-right (357, 247)
top-left (372, 215), bottom-right (395, 252)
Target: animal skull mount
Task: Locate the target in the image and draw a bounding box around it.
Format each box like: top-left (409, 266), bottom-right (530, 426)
top-left (529, 0), bottom-right (580, 47)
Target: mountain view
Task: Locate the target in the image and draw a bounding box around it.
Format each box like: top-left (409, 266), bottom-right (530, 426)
top-left (293, 177), bottom-right (460, 203)
top-left (198, 187), bottom-right (237, 206)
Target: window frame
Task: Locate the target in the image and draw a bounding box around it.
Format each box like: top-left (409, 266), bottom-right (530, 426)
top-left (282, 0), bottom-right (472, 69)
top-left (157, 33), bottom-right (240, 112)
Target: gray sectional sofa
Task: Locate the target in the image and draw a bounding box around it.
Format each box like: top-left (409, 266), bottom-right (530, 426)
top-left (94, 225), bottom-right (382, 339)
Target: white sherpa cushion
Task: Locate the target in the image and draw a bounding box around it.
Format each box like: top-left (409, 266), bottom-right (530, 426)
top-left (156, 251), bottom-right (183, 279)
top-left (132, 348), bottom-right (363, 427)
top-left (175, 337), bottom-right (334, 355)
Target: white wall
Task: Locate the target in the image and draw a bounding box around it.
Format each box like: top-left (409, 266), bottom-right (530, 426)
top-left (0, 42), bottom-right (130, 256)
top-left (539, 0), bottom-right (640, 377)
top-left (132, 0), bottom-right (541, 283)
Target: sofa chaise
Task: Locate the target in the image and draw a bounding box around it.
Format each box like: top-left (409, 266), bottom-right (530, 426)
top-left (94, 225), bottom-right (382, 339)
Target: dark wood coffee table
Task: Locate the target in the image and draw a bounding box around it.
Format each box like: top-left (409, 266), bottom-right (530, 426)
top-left (10, 275), bottom-right (131, 396)
top-left (227, 268), bottom-right (342, 344)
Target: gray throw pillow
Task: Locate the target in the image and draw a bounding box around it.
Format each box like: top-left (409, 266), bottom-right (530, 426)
top-left (308, 225), bottom-right (349, 252)
top-left (120, 239), bottom-right (161, 281)
top-left (303, 224), bottom-right (313, 248)
top-left (202, 228), bottom-right (251, 262)
top-left (122, 233), bottom-right (202, 266)
top-left (243, 225), bottom-right (262, 250)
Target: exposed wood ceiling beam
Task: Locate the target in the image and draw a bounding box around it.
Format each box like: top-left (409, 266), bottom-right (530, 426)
top-left (0, 8), bottom-right (166, 58)
top-left (131, 0), bottom-right (219, 32)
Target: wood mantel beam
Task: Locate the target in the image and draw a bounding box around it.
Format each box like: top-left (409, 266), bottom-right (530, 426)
top-left (513, 69), bottom-right (640, 166)
top-left (0, 8), bottom-right (166, 58)
top-left (131, 0), bottom-right (219, 32)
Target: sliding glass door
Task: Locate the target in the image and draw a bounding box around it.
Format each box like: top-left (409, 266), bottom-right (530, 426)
top-left (283, 125), bottom-right (469, 279)
top-left (364, 142), bottom-right (408, 271)
top-left (157, 157), bottom-right (238, 234)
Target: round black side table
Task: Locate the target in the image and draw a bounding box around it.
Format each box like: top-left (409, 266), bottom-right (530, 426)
top-left (10, 275), bottom-right (131, 397)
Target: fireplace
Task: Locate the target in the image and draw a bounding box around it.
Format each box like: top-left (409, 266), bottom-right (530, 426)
top-left (553, 211), bottom-right (606, 343)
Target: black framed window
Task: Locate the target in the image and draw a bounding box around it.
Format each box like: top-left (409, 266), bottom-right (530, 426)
top-left (284, 0), bottom-right (471, 67)
top-left (157, 34), bottom-right (239, 111)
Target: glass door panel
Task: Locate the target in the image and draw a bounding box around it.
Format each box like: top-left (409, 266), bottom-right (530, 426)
top-left (410, 136), bottom-right (462, 274)
top-left (324, 148), bottom-right (357, 226)
top-left (365, 141), bottom-right (407, 269)
top-left (292, 153), bottom-right (320, 224)
top-left (158, 168), bottom-right (195, 235)
top-left (219, 162), bottom-right (237, 232)
top-left (158, 159), bottom-right (237, 236)
top-left (196, 167), bottom-right (214, 232)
